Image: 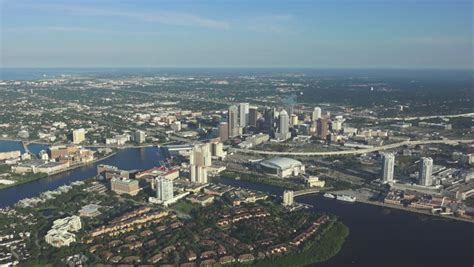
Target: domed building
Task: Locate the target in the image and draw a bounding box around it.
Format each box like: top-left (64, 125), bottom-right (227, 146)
top-left (259, 157), bottom-right (305, 178)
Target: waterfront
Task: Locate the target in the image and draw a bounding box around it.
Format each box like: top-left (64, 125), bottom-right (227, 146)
top-left (215, 177), bottom-right (474, 267)
top-left (0, 141), bottom-right (473, 267)
top-left (0, 141), bottom-right (165, 207)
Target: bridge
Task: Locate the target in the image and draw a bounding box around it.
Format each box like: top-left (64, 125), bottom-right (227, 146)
top-left (232, 139), bottom-right (474, 157)
top-left (293, 188), bottom-right (323, 197)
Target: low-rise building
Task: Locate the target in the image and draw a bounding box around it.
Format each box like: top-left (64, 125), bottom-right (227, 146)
top-left (45, 216), bottom-right (82, 247)
top-left (110, 177), bottom-right (140, 196)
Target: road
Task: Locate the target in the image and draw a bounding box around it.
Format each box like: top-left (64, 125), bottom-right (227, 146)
top-left (381, 112), bottom-right (474, 121)
top-left (231, 139), bottom-right (474, 156)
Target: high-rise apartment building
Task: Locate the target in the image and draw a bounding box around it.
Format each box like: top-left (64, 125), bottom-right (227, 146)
top-left (134, 130), bottom-right (146, 144)
top-left (72, 129), bottom-right (86, 144)
top-left (382, 153), bottom-right (395, 182)
top-left (419, 157), bottom-right (433, 186)
top-left (156, 177), bottom-right (173, 201)
top-left (283, 190), bottom-right (294, 206)
top-left (190, 143), bottom-right (212, 184)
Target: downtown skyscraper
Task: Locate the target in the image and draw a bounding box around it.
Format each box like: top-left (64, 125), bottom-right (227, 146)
top-left (228, 105), bottom-right (239, 138)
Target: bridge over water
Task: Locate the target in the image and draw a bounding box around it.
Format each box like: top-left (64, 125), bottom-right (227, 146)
top-left (293, 188), bottom-right (323, 197)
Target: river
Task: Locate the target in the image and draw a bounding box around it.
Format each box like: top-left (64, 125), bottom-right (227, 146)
top-left (0, 141), bottom-right (473, 266)
top-left (0, 141), bottom-right (165, 207)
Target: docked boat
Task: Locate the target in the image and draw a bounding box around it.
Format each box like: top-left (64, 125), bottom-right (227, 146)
top-left (323, 193), bottom-right (336, 199)
top-left (336, 195), bottom-right (356, 203)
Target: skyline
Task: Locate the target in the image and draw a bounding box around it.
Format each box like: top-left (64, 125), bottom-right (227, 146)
top-left (1, 0), bottom-right (473, 69)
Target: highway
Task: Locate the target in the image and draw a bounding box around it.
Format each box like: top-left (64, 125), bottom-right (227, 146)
top-left (381, 112), bottom-right (474, 121)
top-left (231, 139), bottom-right (474, 157)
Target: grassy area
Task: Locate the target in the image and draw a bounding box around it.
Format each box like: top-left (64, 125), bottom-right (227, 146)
top-left (249, 220), bottom-right (349, 267)
top-left (171, 200), bottom-right (199, 214)
top-left (0, 164), bottom-right (11, 173)
top-left (0, 173), bottom-right (48, 190)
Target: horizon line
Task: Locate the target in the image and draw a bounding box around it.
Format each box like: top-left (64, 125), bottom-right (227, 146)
top-left (1, 66), bottom-right (473, 71)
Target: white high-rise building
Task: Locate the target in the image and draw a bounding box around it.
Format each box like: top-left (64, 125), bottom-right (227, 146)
top-left (382, 153), bottom-right (395, 182)
top-left (239, 103), bottom-right (249, 127)
top-left (156, 177), bottom-right (173, 201)
top-left (312, 107), bottom-right (321, 122)
top-left (276, 109), bottom-right (291, 140)
top-left (134, 130), bottom-right (146, 144)
top-left (283, 190), bottom-right (294, 206)
top-left (419, 157), bottom-right (433, 186)
top-left (72, 129), bottom-right (86, 144)
top-left (190, 143), bottom-right (212, 183)
top-left (228, 105), bottom-right (239, 138)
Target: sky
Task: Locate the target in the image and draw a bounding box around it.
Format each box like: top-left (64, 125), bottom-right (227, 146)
top-left (0, 0), bottom-right (472, 69)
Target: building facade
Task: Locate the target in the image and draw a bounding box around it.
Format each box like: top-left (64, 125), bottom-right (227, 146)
top-left (419, 157), bottom-right (433, 186)
top-left (190, 143), bottom-right (212, 183)
top-left (239, 102), bottom-right (249, 127)
top-left (276, 109), bottom-right (291, 140)
top-left (72, 129), bottom-right (86, 144)
top-left (228, 105), bottom-right (239, 138)
top-left (283, 190), bottom-right (294, 206)
top-left (382, 153), bottom-right (395, 182)
top-left (156, 177), bottom-right (174, 201)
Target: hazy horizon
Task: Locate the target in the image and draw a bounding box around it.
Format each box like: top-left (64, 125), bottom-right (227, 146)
top-left (1, 0), bottom-right (472, 69)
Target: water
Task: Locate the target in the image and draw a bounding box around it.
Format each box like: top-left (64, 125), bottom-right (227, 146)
top-left (0, 141), bottom-right (164, 207)
top-left (0, 141), bottom-right (472, 266)
top-left (0, 140), bottom-right (26, 153)
top-left (213, 177), bottom-right (474, 267)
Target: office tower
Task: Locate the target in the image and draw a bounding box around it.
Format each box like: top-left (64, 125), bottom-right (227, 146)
top-left (316, 118), bottom-right (328, 138)
top-left (190, 143), bottom-right (212, 184)
top-left (382, 153), bottom-right (395, 182)
top-left (249, 106), bottom-right (258, 127)
top-left (277, 109), bottom-right (290, 140)
top-left (263, 107), bottom-right (275, 132)
top-left (228, 105), bottom-right (239, 138)
top-left (239, 102), bottom-right (249, 127)
top-left (298, 124), bottom-right (310, 135)
top-left (282, 190), bottom-right (294, 206)
top-left (332, 117), bottom-right (343, 131)
top-left (287, 104), bottom-right (294, 116)
top-left (218, 122), bottom-right (229, 142)
top-left (210, 140), bottom-right (225, 158)
top-left (312, 107), bottom-right (321, 121)
top-left (156, 177), bottom-right (173, 201)
top-left (419, 157), bottom-right (433, 186)
top-left (72, 129), bottom-right (86, 144)
top-left (134, 130), bottom-right (146, 144)
top-left (290, 114), bottom-right (299, 126)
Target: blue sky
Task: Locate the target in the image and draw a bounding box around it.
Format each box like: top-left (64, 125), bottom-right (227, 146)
top-left (0, 0), bottom-right (472, 68)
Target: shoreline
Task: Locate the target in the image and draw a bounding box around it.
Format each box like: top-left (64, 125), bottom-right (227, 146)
top-left (220, 177), bottom-right (473, 224)
top-left (354, 198), bottom-right (474, 224)
top-left (0, 151), bottom-right (118, 191)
